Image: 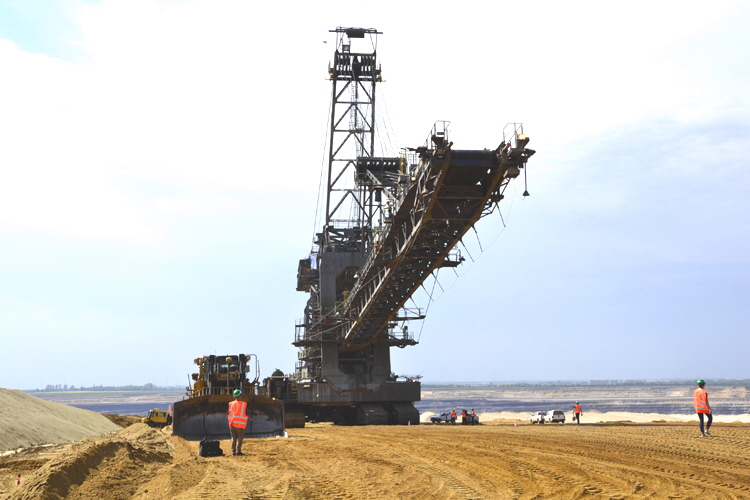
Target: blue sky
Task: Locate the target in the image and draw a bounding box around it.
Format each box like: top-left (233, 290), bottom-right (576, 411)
top-left (0, 0), bottom-right (748, 389)
top-left (0, 0), bottom-right (93, 61)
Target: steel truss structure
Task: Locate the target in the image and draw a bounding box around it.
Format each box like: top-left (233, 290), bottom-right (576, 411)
top-left (290, 28), bottom-right (535, 425)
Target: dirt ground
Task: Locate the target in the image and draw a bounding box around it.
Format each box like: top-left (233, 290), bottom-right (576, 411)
top-left (2, 419), bottom-right (750, 500)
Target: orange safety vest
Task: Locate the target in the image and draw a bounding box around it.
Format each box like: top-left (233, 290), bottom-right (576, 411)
top-left (228, 400), bottom-right (249, 429)
top-left (694, 388), bottom-right (710, 414)
top-left (574, 404), bottom-right (582, 414)
top-left (451, 411), bottom-right (457, 419)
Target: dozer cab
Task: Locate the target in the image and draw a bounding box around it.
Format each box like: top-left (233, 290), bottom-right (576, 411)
top-left (172, 354), bottom-right (285, 440)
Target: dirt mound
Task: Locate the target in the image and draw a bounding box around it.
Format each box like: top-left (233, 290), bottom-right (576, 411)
top-left (5, 424), bottom-right (173, 500)
top-left (100, 414), bottom-right (142, 428)
top-left (0, 389), bottom-right (121, 453)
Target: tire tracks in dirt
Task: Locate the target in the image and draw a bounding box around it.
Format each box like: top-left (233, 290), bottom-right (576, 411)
top-left (6, 421), bottom-right (750, 499)
top-left (505, 424), bottom-right (750, 499)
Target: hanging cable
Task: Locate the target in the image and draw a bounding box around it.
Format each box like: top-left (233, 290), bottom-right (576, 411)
top-left (312, 96), bottom-right (333, 246)
top-left (416, 271), bottom-right (440, 343)
top-left (376, 87), bottom-right (398, 157)
top-left (459, 238), bottom-right (475, 263)
top-left (472, 226), bottom-right (483, 253)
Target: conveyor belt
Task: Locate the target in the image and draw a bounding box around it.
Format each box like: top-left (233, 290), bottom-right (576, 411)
top-left (341, 144), bottom-right (532, 349)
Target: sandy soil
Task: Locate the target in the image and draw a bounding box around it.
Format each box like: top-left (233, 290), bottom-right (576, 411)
top-left (99, 414), bottom-right (142, 429)
top-left (0, 389), bottom-right (121, 453)
top-left (2, 417), bottom-right (750, 500)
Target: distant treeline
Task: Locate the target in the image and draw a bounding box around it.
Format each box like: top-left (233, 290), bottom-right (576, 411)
top-left (423, 379), bottom-right (750, 388)
top-left (30, 383), bottom-right (183, 392)
top-left (31, 380), bottom-right (750, 392)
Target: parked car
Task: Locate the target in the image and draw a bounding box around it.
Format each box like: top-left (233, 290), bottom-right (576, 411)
top-left (530, 411), bottom-right (546, 424)
top-left (430, 411), bottom-right (453, 423)
top-left (545, 410), bottom-right (566, 423)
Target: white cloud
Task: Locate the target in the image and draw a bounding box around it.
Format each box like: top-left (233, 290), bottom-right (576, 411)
top-left (0, 2), bottom-right (327, 242)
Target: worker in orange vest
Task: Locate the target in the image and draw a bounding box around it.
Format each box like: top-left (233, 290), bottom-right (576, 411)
top-left (450, 409), bottom-right (457, 425)
top-left (228, 389), bottom-right (249, 455)
top-left (694, 379), bottom-right (712, 438)
top-left (573, 401), bottom-right (582, 424)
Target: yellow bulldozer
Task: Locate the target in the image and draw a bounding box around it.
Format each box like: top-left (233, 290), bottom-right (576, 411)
top-left (172, 354), bottom-right (285, 440)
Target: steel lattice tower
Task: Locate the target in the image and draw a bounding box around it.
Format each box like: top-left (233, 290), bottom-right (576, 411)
top-left (323, 27), bottom-right (383, 254)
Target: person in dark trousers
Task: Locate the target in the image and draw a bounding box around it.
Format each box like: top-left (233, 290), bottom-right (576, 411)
top-left (450, 409), bottom-right (457, 425)
top-left (694, 379), bottom-right (712, 437)
top-left (573, 401), bottom-right (582, 424)
top-left (228, 389), bottom-right (249, 455)
top-left (461, 410), bottom-right (467, 425)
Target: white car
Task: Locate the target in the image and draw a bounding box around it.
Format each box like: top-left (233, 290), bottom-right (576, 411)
top-left (530, 411), bottom-right (546, 424)
top-left (430, 411), bottom-right (453, 423)
top-left (545, 410), bottom-right (566, 423)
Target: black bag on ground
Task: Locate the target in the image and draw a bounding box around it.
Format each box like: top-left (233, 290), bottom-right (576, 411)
top-left (199, 438), bottom-right (223, 457)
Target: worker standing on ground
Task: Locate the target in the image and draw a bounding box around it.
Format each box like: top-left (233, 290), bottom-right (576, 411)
top-left (228, 389), bottom-right (249, 455)
top-left (573, 401), bottom-right (582, 424)
top-left (461, 409), bottom-right (467, 425)
top-left (694, 379), bottom-right (712, 438)
top-left (451, 409), bottom-right (457, 425)
top-left (470, 409), bottom-right (477, 425)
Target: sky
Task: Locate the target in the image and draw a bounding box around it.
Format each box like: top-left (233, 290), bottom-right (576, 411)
top-left (0, 0), bottom-right (748, 390)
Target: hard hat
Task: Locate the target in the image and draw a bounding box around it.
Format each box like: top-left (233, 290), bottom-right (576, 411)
top-left (576, 401), bottom-right (579, 404)
top-left (233, 389), bottom-right (242, 397)
top-left (697, 379), bottom-right (705, 385)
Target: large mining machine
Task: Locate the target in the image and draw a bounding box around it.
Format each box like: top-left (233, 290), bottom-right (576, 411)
top-left (172, 354), bottom-right (285, 440)
top-left (278, 27), bottom-right (536, 426)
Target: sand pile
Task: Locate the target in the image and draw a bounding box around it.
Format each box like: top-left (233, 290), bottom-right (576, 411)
top-left (0, 389), bottom-right (121, 453)
top-left (6, 423), bottom-right (174, 500)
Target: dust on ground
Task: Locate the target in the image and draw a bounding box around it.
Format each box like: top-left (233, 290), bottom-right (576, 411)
top-left (2, 417), bottom-right (750, 499)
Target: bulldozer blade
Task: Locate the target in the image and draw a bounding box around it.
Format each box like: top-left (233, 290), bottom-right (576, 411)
top-left (283, 404), bottom-right (306, 428)
top-left (172, 394), bottom-right (285, 440)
